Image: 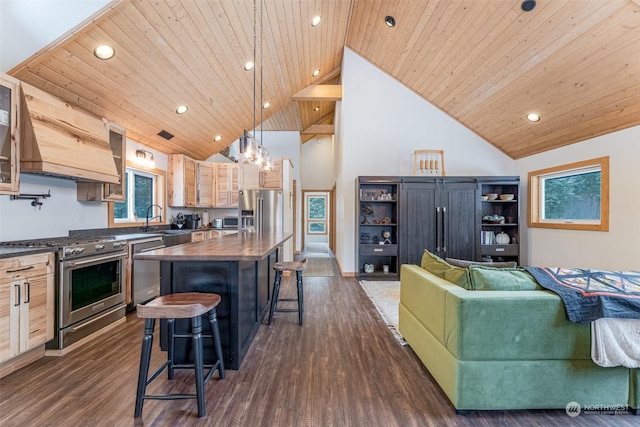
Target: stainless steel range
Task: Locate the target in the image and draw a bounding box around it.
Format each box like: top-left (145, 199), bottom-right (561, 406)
top-left (2, 236), bottom-right (128, 349)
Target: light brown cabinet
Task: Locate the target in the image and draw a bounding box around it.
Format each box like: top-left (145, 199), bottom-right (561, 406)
top-left (0, 252), bottom-right (54, 374)
top-left (261, 158), bottom-right (284, 189)
top-left (239, 158), bottom-right (290, 190)
top-left (196, 161), bottom-right (215, 207)
top-left (168, 154), bottom-right (197, 207)
top-left (0, 73), bottom-right (20, 195)
top-left (215, 163), bottom-right (239, 207)
top-left (77, 121), bottom-right (126, 201)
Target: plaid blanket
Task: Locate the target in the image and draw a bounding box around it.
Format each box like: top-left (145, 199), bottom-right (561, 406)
top-left (524, 267), bottom-right (640, 323)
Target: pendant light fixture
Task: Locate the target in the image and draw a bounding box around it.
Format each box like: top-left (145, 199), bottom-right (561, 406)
top-left (241, 0), bottom-right (272, 171)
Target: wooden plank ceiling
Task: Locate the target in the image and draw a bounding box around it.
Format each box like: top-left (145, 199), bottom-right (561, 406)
top-left (9, 0), bottom-right (640, 160)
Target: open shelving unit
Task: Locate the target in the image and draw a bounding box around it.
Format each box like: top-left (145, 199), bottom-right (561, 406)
top-left (356, 177), bottom-right (399, 279)
top-left (479, 178), bottom-right (520, 265)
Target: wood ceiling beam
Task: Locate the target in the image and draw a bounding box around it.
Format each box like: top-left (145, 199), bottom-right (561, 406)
top-left (292, 85), bottom-right (342, 101)
top-left (315, 66), bottom-right (341, 85)
top-left (301, 124), bottom-right (334, 134)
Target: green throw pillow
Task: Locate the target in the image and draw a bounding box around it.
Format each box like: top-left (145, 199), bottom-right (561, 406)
top-left (468, 265), bottom-right (542, 291)
top-left (420, 250), bottom-right (472, 290)
top-left (445, 257), bottom-right (517, 269)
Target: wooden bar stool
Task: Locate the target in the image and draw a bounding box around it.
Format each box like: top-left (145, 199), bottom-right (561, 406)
top-left (134, 292), bottom-right (225, 418)
top-left (269, 259), bottom-right (308, 325)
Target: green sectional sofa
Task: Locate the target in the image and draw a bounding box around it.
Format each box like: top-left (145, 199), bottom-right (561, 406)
top-left (399, 263), bottom-right (638, 413)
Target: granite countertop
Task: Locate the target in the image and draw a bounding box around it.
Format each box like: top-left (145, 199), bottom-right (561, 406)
top-left (0, 246), bottom-right (56, 259)
top-left (134, 231), bottom-right (292, 262)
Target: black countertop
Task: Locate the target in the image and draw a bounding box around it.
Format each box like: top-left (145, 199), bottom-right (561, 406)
top-left (0, 246), bottom-right (55, 259)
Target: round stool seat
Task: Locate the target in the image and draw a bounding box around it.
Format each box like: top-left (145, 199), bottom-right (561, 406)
top-left (137, 292), bottom-right (221, 319)
top-left (273, 258), bottom-right (308, 272)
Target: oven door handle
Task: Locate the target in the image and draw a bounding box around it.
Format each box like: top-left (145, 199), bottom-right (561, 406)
top-left (65, 252), bottom-right (125, 267)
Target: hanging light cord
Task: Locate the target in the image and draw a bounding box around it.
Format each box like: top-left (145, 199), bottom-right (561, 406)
top-left (252, 0), bottom-right (257, 140)
top-left (260, 0), bottom-right (264, 145)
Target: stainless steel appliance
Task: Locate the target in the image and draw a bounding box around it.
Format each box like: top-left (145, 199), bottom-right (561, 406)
top-left (56, 237), bottom-right (127, 349)
top-left (238, 189), bottom-right (283, 233)
top-left (1, 236), bottom-right (128, 350)
top-left (222, 216), bottom-right (238, 228)
top-left (131, 236), bottom-right (164, 306)
top-left (185, 214), bottom-right (202, 229)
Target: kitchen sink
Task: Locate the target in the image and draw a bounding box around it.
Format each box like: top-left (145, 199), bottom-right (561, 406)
top-left (162, 230), bottom-right (192, 246)
top-left (161, 229), bottom-right (191, 235)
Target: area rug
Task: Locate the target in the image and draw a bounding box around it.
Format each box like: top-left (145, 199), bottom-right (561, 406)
top-left (358, 281), bottom-right (407, 346)
top-left (304, 257), bottom-right (334, 277)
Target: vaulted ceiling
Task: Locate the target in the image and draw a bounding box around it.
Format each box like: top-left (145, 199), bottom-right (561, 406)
top-left (8, 0), bottom-right (640, 160)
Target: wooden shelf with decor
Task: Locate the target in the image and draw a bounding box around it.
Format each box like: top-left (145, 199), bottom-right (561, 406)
top-left (479, 178), bottom-right (520, 265)
top-left (356, 176), bottom-right (400, 280)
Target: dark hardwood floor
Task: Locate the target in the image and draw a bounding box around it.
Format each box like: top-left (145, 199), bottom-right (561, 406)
top-left (0, 256), bottom-right (636, 426)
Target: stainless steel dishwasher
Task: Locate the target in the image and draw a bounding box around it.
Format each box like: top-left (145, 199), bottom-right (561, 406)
top-left (132, 236), bottom-right (165, 305)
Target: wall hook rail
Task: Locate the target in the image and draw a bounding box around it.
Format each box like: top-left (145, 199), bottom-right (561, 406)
top-left (10, 190), bottom-right (51, 209)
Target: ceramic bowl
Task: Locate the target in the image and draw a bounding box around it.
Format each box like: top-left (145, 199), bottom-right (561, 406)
top-left (481, 195), bottom-right (489, 201)
top-left (499, 194), bottom-right (514, 201)
top-left (485, 193), bottom-right (498, 200)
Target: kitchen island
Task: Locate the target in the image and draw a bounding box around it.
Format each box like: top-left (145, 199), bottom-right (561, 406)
top-left (134, 231), bottom-right (292, 370)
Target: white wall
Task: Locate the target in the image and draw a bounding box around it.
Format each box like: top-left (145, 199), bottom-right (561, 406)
top-left (516, 126), bottom-right (640, 270)
top-left (301, 135), bottom-right (334, 190)
top-left (0, 140), bottom-right (166, 241)
top-left (336, 48), bottom-right (515, 274)
top-left (255, 131), bottom-right (302, 253)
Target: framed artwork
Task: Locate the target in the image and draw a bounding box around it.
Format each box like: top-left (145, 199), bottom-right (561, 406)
top-left (308, 196), bottom-right (327, 220)
top-left (308, 221), bottom-right (326, 234)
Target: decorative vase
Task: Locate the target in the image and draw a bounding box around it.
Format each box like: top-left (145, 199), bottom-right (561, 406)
top-left (495, 232), bottom-right (510, 245)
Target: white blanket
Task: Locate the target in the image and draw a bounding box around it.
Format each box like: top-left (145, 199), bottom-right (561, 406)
top-left (591, 318), bottom-right (640, 368)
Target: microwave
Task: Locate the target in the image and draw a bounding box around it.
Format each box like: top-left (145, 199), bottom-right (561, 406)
top-left (223, 217), bottom-right (238, 228)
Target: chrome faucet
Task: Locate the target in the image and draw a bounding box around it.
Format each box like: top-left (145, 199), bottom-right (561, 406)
top-left (143, 204), bottom-right (162, 232)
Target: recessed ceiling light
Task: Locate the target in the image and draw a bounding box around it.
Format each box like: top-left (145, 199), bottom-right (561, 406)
top-left (384, 15), bottom-right (396, 27)
top-left (527, 113), bottom-right (540, 122)
top-left (263, 102), bottom-right (270, 109)
top-left (176, 105), bottom-right (188, 114)
top-left (313, 69), bottom-right (320, 77)
top-left (214, 135), bottom-right (222, 142)
top-left (521, 0), bottom-right (536, 12)
top-left (313, 106), bottom-right (320, 112)
top-left (94, 45), bottom-right (115, 60)
top-left (244, 61), bottom-right (254, 71)
top-left (311, 16), bottom-right (321, 27)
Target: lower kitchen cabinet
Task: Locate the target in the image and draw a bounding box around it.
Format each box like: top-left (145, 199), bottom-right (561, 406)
top-left (0, 252), bottom-right (54, 375)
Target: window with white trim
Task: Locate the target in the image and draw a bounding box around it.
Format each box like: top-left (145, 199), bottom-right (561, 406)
top-left (111, 166), bottom-right (163, 224)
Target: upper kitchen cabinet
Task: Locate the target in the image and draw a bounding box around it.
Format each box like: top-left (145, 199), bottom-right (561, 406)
top-left (214, 163), bottom-right (239, 207)
top-left (168, 154), bottom-right (197, 207)
top-left (239, 157), bottom-right (292, 190)
top-left (0, 73), bottom-right (20, 195)
top-left (77, 121), bottom-right (126, 202)
top-left (196, 161), bottom-right (215, 207)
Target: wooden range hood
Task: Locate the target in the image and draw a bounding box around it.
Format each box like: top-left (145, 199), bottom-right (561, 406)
top-left (19, 82), bottom-right (119, 184)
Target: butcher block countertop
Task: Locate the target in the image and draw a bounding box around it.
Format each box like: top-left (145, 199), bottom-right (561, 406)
top-left (133, 231), bottom-right (292, 262)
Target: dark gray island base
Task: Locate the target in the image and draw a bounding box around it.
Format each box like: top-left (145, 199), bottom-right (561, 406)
top-left (134, 231), bottom-right (292, 370)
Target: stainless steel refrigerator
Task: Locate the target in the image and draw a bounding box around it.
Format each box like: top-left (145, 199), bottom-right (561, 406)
top-left (238, 189), bottom-right (283, 233)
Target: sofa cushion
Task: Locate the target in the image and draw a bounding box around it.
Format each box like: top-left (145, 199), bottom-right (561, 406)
top-left (468, 265), bottom-right (542, 291)
top-left (445, 257), bottom-right (517, 269)
top-left (421, 250), bottom-right (472, 290)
